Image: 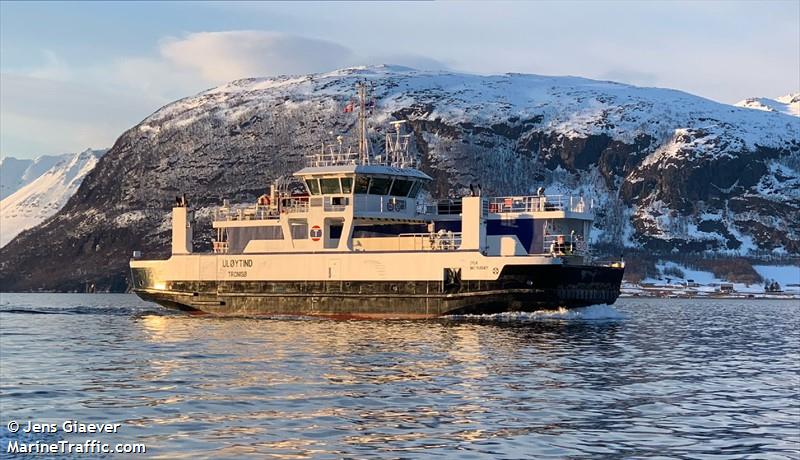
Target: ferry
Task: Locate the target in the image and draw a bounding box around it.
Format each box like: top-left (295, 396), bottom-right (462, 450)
top-left (130, 84), bottom-right (624, 318)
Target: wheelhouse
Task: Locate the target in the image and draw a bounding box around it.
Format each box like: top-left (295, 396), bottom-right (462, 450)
top-left (294, 164), bottom-right (431, 218)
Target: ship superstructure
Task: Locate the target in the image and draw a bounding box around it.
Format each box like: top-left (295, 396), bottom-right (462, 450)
top-left (130, 84), bottom-right (623, 317)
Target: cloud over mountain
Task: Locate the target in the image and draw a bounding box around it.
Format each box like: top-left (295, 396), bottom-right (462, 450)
top-left (1, 30), bottom-right (448, 157)
top-left (159, 31), bottom-right (355, 83)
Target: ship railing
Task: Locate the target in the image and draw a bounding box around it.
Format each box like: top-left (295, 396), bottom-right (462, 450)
top-left (488, 195), bottom-right (593, 214)
top-left (353, 195), bottom-right (409, 214)
top-left (282, 198), bottom-right (310, 214)
top-left (212, 241), bottom-right (229, 254)
top-left (214, 204), bottom-right (278, 221)
top-left (436, 199), bottom-right (463, 215)
top-left (398, 232), bottom-right (462, 251)
top-left (306, 151), bottom-right (360, 167)
top-left (543, 234), bottom-right (589, 256)
top-left (414, 199), bottom-right (462, 216)
top-left (306, 151), bottom-right (418, 168)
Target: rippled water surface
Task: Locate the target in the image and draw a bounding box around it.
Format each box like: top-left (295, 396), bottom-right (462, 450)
top-left (1, 294), bottom-right (798, 458)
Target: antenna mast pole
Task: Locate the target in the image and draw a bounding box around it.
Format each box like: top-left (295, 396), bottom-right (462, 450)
top-left (357, 81), bottom-right (369, 164)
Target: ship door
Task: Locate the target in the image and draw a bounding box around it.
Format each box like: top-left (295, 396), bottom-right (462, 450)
top-left (327, 259), bottom-right (341, 294)
top-left (328, 259), bottom-right (340, 280)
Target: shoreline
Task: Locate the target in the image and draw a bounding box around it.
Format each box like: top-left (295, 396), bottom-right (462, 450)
top-left (620, 290), bottom-right (800, 300)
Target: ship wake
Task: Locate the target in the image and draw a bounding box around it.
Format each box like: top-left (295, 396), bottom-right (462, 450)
top-left (446, 304), bottom-right (628, 322)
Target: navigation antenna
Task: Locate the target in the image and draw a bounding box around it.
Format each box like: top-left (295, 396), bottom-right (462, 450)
top-left (386, 120), bottom-right (414, 168)
top-left (355, 81), bottom-right (373, 164)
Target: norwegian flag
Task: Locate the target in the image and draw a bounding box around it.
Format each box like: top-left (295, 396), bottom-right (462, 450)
top-left (343, 101), bottom-right (354, 113)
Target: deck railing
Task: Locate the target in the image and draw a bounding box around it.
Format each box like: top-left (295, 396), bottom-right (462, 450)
top-left (214, 205), bottom-right (278, 221)
top-left (416, 195), bottom-right (591, 217)
top-left (488, 195), bottom-right (592, 214)
top-left (306, 151), bottom-right (360, 167)
top-left (284, 199), bottom-right (310, 214)
top-left (212, 193), bottom-right (592, 222)
top-left (353, 195), bottom-right (409, 214)
top-left (413, 199), bottom-right (462, 216)
top-left (543, 234), bottom-right (589, 256)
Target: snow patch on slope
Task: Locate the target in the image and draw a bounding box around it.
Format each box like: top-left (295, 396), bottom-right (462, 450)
top-left (756, 160), bottom-right (800, 200)
top-left (753, 265), bottom-right (800, 289)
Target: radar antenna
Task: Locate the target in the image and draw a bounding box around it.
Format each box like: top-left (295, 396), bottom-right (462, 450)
top-left (385, 120), bottom-right (414, 168)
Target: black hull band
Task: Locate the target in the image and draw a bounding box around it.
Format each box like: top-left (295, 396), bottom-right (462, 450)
top-left (131, 264), bottom-right (624, 318)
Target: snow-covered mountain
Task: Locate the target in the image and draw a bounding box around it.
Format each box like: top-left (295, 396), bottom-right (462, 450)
top-left (1, 66), bottom-right (798, 291)
top-left (0, 149), bottom-right (105, 247)
top-left (735, 93), bottom-right (799, 117)
top-left (0, 154), bottom-right (72, 200)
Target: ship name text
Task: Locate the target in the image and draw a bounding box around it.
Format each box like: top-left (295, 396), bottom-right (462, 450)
top-left (222, 258), bottom-right (252, 278)
top-left (222, 259), bottom-right (253, 268)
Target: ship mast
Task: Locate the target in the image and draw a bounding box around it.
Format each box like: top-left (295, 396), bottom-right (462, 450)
top-left (356, 81), bottom-right (371, 164)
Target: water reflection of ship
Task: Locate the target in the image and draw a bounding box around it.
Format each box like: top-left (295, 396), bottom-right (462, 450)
top-left (134, 313), bottom-right (628, 450)
top-left (137, 313), bottom-right (624, 386)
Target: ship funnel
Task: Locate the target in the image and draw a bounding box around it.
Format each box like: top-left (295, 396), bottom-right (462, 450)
top-left (171, 199), bottom-right (193, 255)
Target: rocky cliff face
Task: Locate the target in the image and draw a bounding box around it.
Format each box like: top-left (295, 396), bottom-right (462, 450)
top-left (1, 66), bottom-right (798, 291)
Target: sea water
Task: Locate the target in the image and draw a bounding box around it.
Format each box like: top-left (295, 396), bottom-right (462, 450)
top-left (0, 294), bottom-right (798, 458)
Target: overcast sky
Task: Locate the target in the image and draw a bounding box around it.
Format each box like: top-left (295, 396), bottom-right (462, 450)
top-left (1, 1), bottom-right (798, 158)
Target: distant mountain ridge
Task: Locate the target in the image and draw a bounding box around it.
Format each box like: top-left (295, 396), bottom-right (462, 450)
top-left (1, 154), bottom-right (71, 200)
top-left (735, 93), bottom-right (799, 117)
top-left (0, 65), bottom-right (798, 291)
top-left (0, 149), bottom-right (106, 247)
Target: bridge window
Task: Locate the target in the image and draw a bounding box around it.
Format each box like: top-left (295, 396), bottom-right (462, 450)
top-left (354, 175), bottom-right (370, 194)
top-left (408, 181), bottom-right (422, 198)
top-left (368, 177), bottom-right (392, 195)
top-left (340, 177), bottom-right (353, 193)
top-left (305, 179), bottom-right (320, 195)
top-left (389, 179), bottom-right (413, 197)
top-left (319, 178), bottom-right (341, 194)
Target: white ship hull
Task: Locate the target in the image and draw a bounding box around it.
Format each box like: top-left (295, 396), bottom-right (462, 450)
top-left (131, 251), bottom-right (623, 318)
